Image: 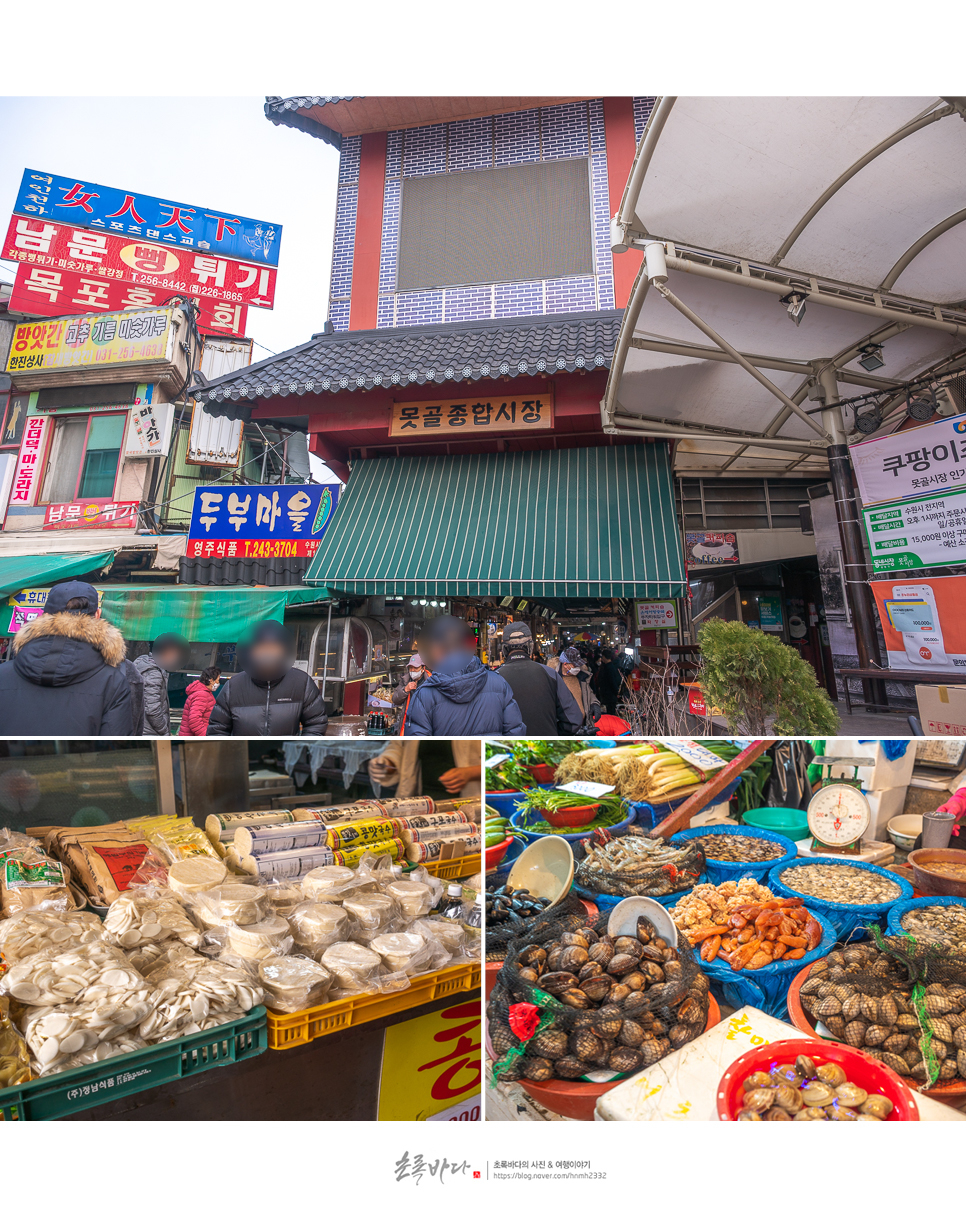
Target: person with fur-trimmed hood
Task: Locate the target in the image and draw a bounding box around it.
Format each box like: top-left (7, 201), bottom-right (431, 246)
top-left (0, 580), bottom-right (134, 735)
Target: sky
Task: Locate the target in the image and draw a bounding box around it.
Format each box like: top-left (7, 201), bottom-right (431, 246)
top-left (0, 97), bottom-right (341, 362)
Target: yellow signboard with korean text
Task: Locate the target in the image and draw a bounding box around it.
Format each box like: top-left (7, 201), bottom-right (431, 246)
top-left (389, 391), bottom-right (554, 438)
top-left (377, 998), bottom-right (482, 1121)
top-left (6, 308), bottom-right (175, 375)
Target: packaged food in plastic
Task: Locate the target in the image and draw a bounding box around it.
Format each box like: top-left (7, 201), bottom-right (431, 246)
top-left (205, 809), bottom-right (296, 844)
top-left (126, 846), bottom-right (170, 890)
top-left (130, 815), bottom-right (220, 863)
top-left (333, 838), bottom-right (405, 868)
top-left (258, 954), bottom-right (332, 1012)
top-left (288, 901), bottom-right (350, 957)
top-left (227, 915), bottom-right (292, 961)
top-left (384, 878), bottom-right (435, 922)
top-left (237, 845), bottom-right (335, 881)
top-left (343, 891), bottom-right (397, 934)
top-left (301, 864), bottom-right (361, 903)
top-left (1, 943), bottom-right (154, 1076)
top-left (167, 856), bottom-right (228, 895)
top-left (103, 886), bottom-right (203, 951)
top-left (43, 825), bottom-right (150, 906)
top-left (0, 906), bottom-right (104, 964)
top-left (235, 822), bottom-right (330, 857)
top-left (326, 819), bottom-right (403, 851)
top-left (0, 994), bottom-right (32, 1089)
top-left (138, 951), bottom-right (263, 1042)
top-left (1, 855), bottom-right (75, 917)
top-left (411, 916), bottom-right (469, 961)
top-left (370, 931), bottom-right (437, 975)
top-left (263, 881), bottom-right (304, 918)
top-left (189, 883), bottom-right (268, 930)
top-left (320, 941), bottom-right (384, 989)
top-left (0, 827), bottom-right (44, 863)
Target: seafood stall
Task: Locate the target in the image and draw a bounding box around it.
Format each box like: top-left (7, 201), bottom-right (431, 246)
top-left (484, 736), bottom-right (966, 1121)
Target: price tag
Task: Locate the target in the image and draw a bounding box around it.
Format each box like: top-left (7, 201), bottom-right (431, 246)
top-left (661, 741), bottom-right (728, 774)
top-left (558, 781), bottom-right (616, 798)
top-left (485, 754), bottom-right (510, 769)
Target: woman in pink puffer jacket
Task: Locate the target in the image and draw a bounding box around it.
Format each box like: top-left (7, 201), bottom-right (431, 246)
top-left (178, 666), bottom-right (221, 736)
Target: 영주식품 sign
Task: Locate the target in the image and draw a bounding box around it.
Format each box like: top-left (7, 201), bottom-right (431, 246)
top-left (187, 482), bottom-right (341, 559)
top-left (14, 169), bottom-right (282, 267)
top-left (850, 412), bottom-right (966, 507)
top-left (388, 392), bottom-right (553, 438)
top-left (4, 217), bottom-right (275, 309)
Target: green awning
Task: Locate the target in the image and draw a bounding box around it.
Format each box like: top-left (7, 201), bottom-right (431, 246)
top-left (304, 445), bottom-right (685, 598)
top-left (99, 585), bottom-right (331, 642)
top-left (0, 550), bottom-right (116, 599)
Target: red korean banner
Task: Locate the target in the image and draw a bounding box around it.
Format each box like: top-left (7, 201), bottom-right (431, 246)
top-left (44, 501), bottom-right (139, 530)
top-left (9, 263), bottom-right (248, 338)
top-left (10, 415), bottom-right (48, 507)
top-left (4, 216), bottom-right (275, 309)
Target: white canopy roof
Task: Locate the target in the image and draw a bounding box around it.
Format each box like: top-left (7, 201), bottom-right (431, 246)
top-left (604, 97), bottom-right (966, 476)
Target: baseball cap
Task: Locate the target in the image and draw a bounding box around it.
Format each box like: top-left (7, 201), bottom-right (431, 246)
top-left (408, 653), bottom-right (424, 668)
top-left (503, 621), bottom-right (532, 643)
top-left (44, 581), bottom-right (99, 615)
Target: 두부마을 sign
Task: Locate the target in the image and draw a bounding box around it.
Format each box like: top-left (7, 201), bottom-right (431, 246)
top-left (863, 485), bottom-right (966, 572)
top-left (187, 483), bottom-right (340, 559)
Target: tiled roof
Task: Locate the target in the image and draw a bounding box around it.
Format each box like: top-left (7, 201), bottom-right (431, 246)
top-left (263, 97), bottom-right (359, 148)
top-left (199, 310), bottom-right (623, 419)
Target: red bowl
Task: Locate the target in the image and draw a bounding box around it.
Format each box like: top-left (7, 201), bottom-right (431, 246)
top-left (717, 1038), bottom-right (919, 1121)
top-left (511, 994), bottom-right (721, 1122)
top-left (526, 763), bottom-right (558, 784)
top-left (542, 802), bottom-right (600, 829)
top-left (787, 960), bottom-right (966, 1110)
top-left (485, 835), bottom-right (514, 868)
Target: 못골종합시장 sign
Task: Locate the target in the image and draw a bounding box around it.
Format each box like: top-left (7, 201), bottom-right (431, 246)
top-left (14, 170), bottom-right (281, 268)
top-left (187, 483), bottom-right (341, 559)
top-left (388, 392), bottom-right (553, 437)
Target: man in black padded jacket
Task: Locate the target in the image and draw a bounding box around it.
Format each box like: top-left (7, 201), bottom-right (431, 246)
top-left (207, 619), bottom-right (327, 736)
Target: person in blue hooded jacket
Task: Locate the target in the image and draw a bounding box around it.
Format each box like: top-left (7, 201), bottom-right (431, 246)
top-left (403, 616), bottom-right (525, 737)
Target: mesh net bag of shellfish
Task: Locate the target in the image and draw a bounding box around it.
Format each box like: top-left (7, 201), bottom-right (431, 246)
top-left (574, 827), bottom-right (706, 899)
top-left (798, 930), bottom-right (966, 1089)
top-left (487, 908), bottom-right (709, 1086)
top-left (485, 890), bottom-right (588, 962)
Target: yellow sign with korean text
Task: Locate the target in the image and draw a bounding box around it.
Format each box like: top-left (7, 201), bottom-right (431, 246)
top-left (6, 308), bottom-right (175, 375)
top-left (377, 997), bottom-right (482, 1121)
top-left (389, 390), bottom-right (554, 438)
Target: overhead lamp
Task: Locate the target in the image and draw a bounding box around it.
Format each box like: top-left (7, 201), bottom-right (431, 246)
top-left (780, 291), bottom-right (807, 326)
top-left (439, 601), bottom-right (447, 609)
top-left (907, 388), bottom-right (938, 421)
top-left (429, 600), bottom-right (438, 607)
top-left (854, 406), bottom-right (882, 435)
top-left (858, 343), bottom-right (885, 372)
top-left (419, 599), bottom-right (428, 606)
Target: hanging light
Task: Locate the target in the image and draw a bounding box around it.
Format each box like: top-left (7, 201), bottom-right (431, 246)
top-left (429, 600), bottom-right (438, 607)
top-left (854, 406), bottom-right (882, 434)
top-left (780, 291), bottom-right (807, 325)
top-left (858, 343), bottom-right (885, 372)
top-left (907, 388), bottom-right (938, 421)
top-left (419, 599), bottom-right (428, 606)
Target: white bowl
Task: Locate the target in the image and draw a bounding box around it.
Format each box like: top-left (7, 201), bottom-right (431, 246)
top-left (607, 896), bottom-right (678, 947)
top-left (887, 814), bottom-right (923, 851)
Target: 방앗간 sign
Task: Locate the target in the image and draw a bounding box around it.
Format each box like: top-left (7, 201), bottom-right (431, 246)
top-left (14, 169), bottom-right (282, 268)
top-left (4, 217), bottom-right (275, 309)
top-left (9, 264), bottom-right (247, 338)
top-left (851, 412), bottom-right (966, 507)
top-left (6, 309), bottom-right (175, 374)
top-left (187, 483), bottom-right (340, 559)
top-left (388, 392), bottom-right (553, 438)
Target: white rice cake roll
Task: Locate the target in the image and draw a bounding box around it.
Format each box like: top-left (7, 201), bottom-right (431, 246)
top-left (238, 847), bottom-right (334, 882)
top-left (167, 856), bottom-right (228, 895)
top-left (205, 810), bottom-right (295, 844)
top-left (234, 822), bottom-right (331, 857)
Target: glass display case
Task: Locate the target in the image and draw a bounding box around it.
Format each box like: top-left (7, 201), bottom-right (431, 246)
top-left (293, 616), bottom-right (394, 713)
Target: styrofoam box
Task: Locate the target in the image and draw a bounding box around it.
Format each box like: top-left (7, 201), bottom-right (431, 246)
top-left (864, 785), bottom-right (909, 837)
top-left (824, 738), bottom-right (916, 791)
top-left (594, 1006), bottom-right (964, 1122)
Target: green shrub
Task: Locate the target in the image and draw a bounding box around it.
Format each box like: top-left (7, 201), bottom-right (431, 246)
top-left (697, 619), bottom-right (840, 735)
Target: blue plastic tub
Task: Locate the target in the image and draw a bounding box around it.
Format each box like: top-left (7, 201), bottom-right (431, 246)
top-left (668, 901), bottom-right (837, 1019)
top-left (886, 894), bottom-right (966, 938)
top-left (485, 790), bottom-right (526, 818)
top-left (493, 834), bottom-right (528, 879)
top-left (670, 824), bottom-right (799, 886)
top-left (572, 875), bottom-right (708, 912)
top-left (510, 803), bottom-right (636, 845)
top-left (768, 857), bottom-right (913, 941)
top-left (629, 775), bottom-right (742, 831)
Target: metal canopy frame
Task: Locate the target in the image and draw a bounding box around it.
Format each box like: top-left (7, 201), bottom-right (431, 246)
top-left (604, 96), bottom-right (966, 477)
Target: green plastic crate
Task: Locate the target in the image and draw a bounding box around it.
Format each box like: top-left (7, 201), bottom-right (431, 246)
top-left (0, 1006), bottom-right (266, 1121)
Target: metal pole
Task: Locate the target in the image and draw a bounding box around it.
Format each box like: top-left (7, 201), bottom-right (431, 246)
top-left (818, 365), bottom-right (887, 711)
top-left (320, 602), bottom-right (333, 703)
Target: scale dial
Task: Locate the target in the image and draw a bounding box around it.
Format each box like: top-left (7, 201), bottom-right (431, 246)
top-left (807, 783), bottom-right (872, 847)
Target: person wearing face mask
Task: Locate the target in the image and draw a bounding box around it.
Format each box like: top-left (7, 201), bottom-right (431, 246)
top-left (178, 666), bottom-right (222, 736)
top-left (390, 652), bottom-right (429, 732)
top-left (206, 620), bottom-right (327, 736)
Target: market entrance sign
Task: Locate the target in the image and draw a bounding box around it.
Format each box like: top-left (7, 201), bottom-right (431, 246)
top-left (863, 485), bottom-right (966, 572)
top-left (851, 412), bottom-right (966, 507)
top-left (6, 309), bottom-right (176, 375)
top-left (388, 391), bottom-right (553, 438)
top-left (187, 482), bottom-right (340, 559)
top-left (634, 599), bottom-right (678, 629)
top-left (14, 169), bottom-right (282, 268)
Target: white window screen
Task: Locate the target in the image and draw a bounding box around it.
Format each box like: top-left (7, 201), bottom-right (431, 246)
top-left (397, 158), bottom-right (594, 291)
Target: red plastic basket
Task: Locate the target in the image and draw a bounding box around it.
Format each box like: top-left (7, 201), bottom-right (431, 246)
top-left (485, 835), bottom-right (514, 868)
top-left (525, 763), bottom-right (557, 784)
top-left (717, 1038), bottom-right (920, 1121)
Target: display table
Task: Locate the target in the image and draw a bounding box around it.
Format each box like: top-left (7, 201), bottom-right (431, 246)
top-left (835, 666), bottom-right (964, 714)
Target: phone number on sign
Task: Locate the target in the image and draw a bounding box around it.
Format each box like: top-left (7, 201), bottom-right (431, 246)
top-left (130, 272), bottom-right (246, 302)
top-left (188, 539), bottom-right (321, 559)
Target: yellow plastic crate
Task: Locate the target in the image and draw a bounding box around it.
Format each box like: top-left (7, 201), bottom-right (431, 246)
top-left (419, 853), bottom-right (482, 880)
top-left (266, 961), bottom-right (481, 1050)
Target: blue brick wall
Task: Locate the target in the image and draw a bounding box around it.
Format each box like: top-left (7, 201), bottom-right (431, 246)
top-left (327, 99), bottom-right (655, 329)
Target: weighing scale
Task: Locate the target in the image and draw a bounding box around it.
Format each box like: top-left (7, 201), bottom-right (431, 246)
top-left (806, 756), bottom-right (873, 855)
